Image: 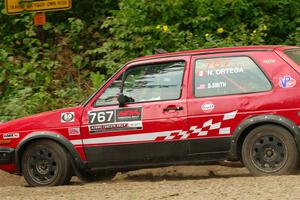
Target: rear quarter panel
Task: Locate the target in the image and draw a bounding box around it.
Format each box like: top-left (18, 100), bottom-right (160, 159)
top-left (187, 51), bottom-right (300, 153)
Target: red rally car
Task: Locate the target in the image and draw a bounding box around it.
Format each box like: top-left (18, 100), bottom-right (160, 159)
top-left (1, 46), bottom-right (300, 186)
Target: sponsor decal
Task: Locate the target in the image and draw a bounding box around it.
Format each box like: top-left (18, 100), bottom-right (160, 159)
top-left (88, 107), bottom-right (143, 133)
top-left (89, 121), bottom-right (143, 133)
top-left (61, 112), bottom-right (75, 123)
top-left (71, 110), bottom-right (238, 146)
top-left (3, 133), bottom-right (19, 139)
top-left (68, 127), bottom-right (81, 136)
top-left (201, 102), bottom-right (215, 113)
top-left (279, 76), bottom-right (296, 88)
top-left (116, 108), bottom-right (142, 122)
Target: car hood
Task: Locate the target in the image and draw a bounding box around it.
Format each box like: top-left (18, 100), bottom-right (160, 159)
top-left (0, 106), bottom-right (84, 133)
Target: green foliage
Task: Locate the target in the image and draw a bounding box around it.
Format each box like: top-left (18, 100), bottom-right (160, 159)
top-left (98, 0), bottom-right (299, 63)
top-left (0, 0), bottom-right (299, 120)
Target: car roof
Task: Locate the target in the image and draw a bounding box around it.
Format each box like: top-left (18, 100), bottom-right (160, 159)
top-left (132, 45), bottom-right (298, 62)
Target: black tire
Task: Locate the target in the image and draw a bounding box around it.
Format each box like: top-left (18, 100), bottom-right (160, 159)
top-left (22, 140), bottom-right (72, 187)
top-left (242, 125), bottom-right (298, 176)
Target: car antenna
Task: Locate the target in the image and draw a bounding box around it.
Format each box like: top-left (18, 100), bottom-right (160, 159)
top-left (154, 49), bottom-right (168, 54)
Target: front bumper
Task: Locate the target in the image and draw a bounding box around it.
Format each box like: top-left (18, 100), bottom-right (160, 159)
top-left (0, 147), bottom-right (14, 164)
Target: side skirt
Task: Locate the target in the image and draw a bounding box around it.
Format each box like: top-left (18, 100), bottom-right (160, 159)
top-left (83, 137), bottom-right (232, 172)
top-left (87, 152), bottom-right (229, 172)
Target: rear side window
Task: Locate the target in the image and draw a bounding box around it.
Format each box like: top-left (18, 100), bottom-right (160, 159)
top-left (194, 56), bottom-right (272, 97)
top-left (285, 49), bottom-right (300, 66)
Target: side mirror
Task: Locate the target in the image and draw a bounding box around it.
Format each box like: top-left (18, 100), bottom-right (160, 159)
top-left (117, 93), bottom-right (135, 107)
top-left (117, 93), bottom-right (126, 107)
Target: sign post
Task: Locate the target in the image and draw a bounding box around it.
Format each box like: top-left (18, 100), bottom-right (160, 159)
top-left (4, 0), bottom-right (72, 59)
top-left (34, 13), bottom-right (46, 59)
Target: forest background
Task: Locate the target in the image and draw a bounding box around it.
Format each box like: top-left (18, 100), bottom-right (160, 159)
top-left (0, 0), bottom-right (299, 120)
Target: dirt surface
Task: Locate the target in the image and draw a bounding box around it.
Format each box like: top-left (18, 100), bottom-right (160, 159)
top-left (1, 165), bottom-right (300, 200)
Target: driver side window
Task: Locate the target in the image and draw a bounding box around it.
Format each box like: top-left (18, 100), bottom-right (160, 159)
top-left (94, 61), bottom-right (185, 106)
top-left (123, 61), bottom-right (185, 103)
top-left (94, 74), bottom-right (122, 107)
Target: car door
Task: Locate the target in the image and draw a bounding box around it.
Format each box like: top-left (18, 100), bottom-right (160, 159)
top-left (81, 56), bottom-right (190, 165)
top-left (186, 53), bottom-right (273, 157)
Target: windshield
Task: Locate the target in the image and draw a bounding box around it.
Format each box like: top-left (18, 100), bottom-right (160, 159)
top-left (285, 49), bottom-right (300, 66)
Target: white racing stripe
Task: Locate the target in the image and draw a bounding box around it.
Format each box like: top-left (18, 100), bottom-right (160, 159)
top-left (71, 130), bottom-right (179, 146)
top-left (223, 110), bottom-right (238, 121)
top-left (71, 139), bottom-right (83, 145)
top-left (219, 127), bottom-right (231, 135)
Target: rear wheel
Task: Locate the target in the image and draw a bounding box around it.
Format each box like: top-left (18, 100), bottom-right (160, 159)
top-left (22, 140), bottom-right (72, 187)
top-left (242, 125), bottom-right (298, 176)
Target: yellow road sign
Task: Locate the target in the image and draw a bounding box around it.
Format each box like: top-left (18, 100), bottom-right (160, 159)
top-left (5, 0), bottom-right (72, 15)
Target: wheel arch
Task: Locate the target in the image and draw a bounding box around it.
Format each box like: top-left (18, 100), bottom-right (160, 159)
top-left (229, 114), bottom-right (300, 160)
top-left (15, 131), bottom-right (84, 174)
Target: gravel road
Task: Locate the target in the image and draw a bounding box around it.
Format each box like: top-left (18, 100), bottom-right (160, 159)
top-left (1, 165), bottom-right (300, 200)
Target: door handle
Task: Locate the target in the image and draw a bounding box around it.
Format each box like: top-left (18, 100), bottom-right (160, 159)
top-left (163, 105), bottom-right (184, 112)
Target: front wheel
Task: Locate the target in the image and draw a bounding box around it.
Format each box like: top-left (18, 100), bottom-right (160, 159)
top-left (22, 140), bottom-right (72, 187)
top-left (242, 125), bottom-right (298, 176)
